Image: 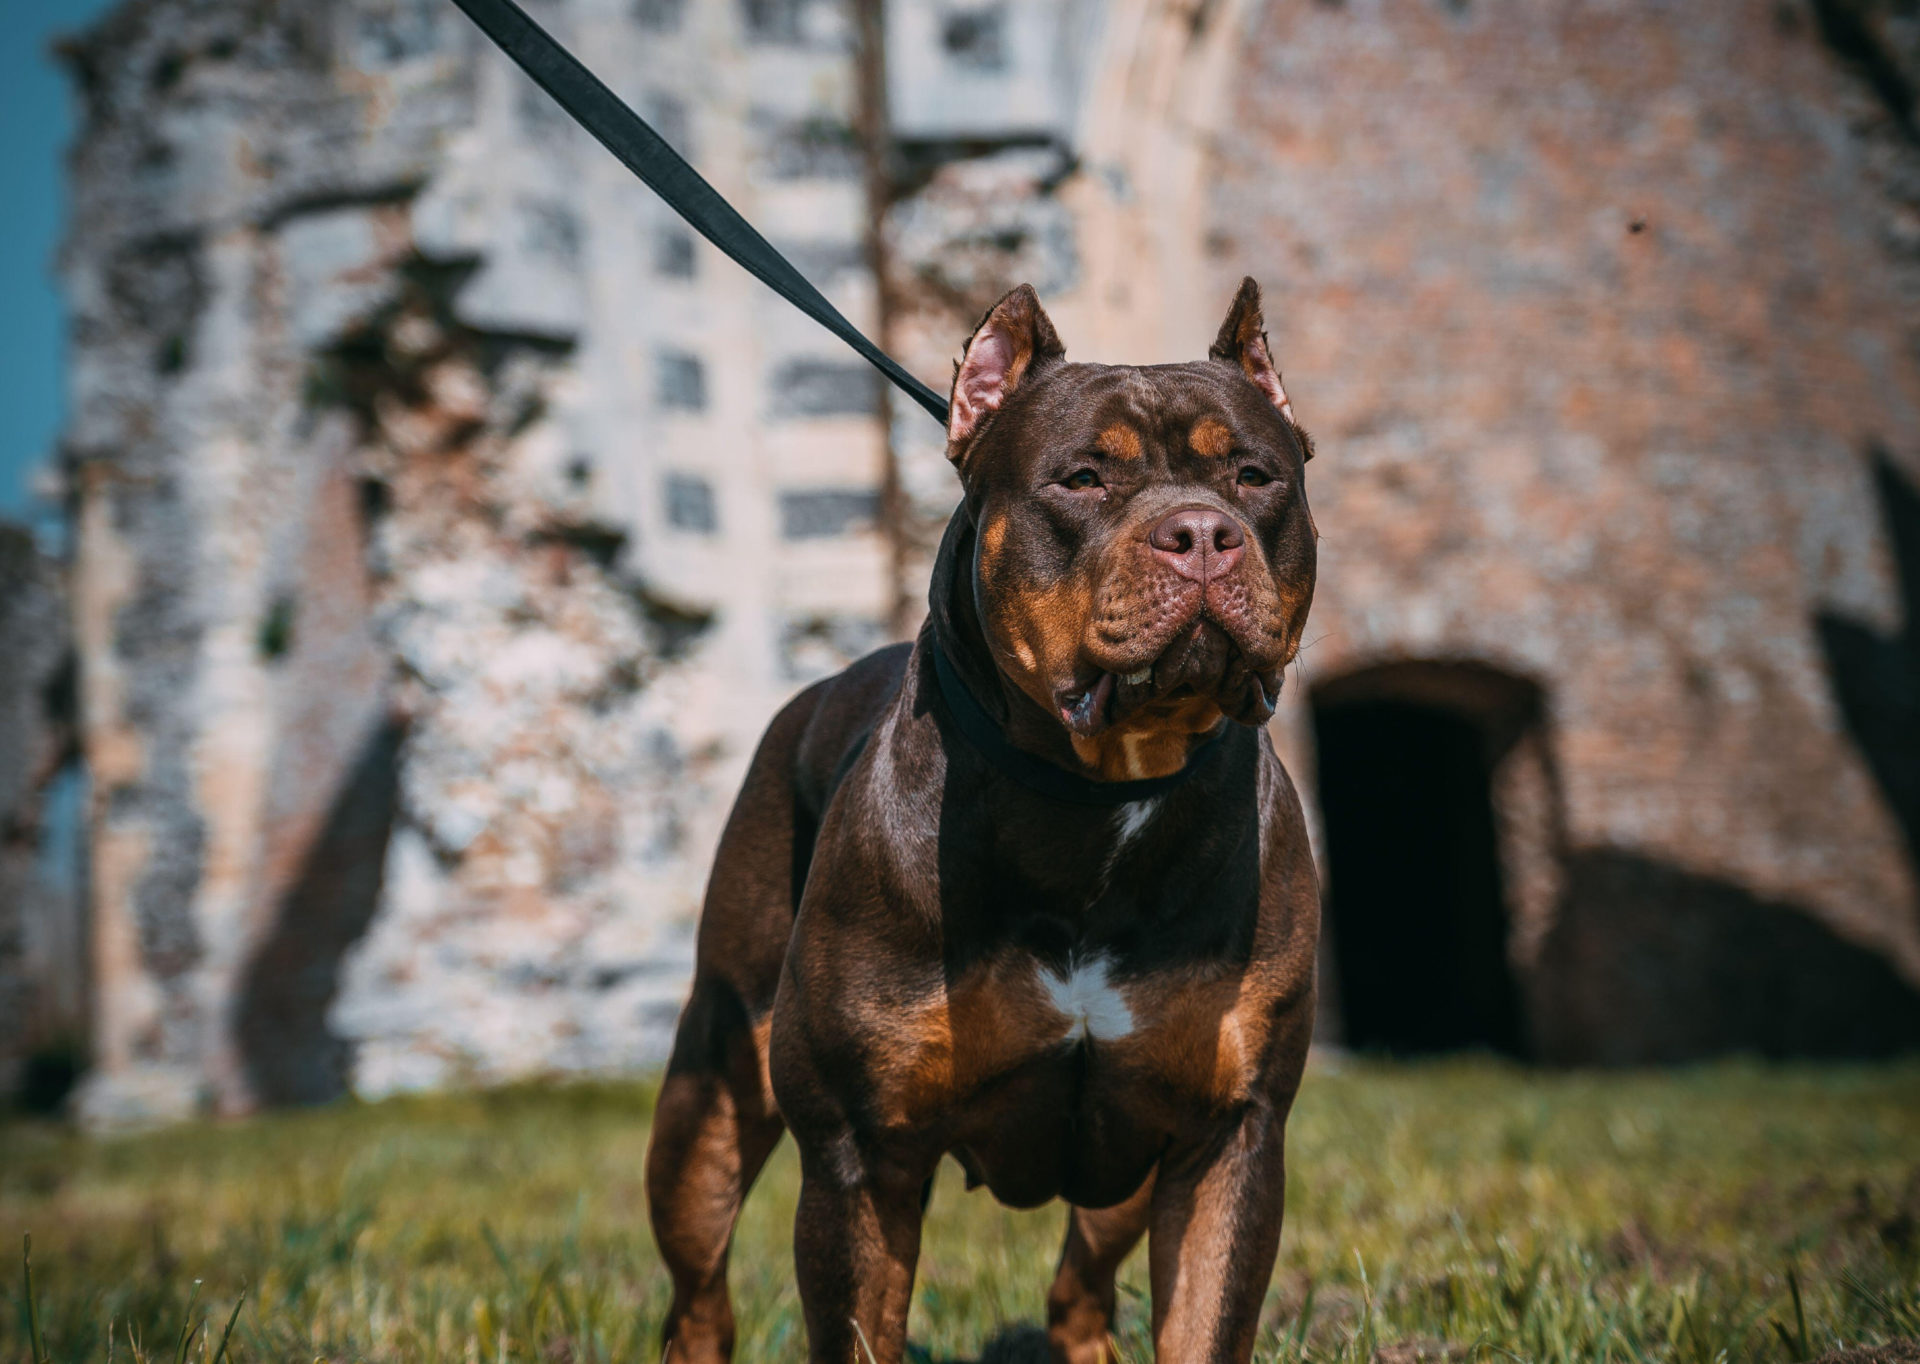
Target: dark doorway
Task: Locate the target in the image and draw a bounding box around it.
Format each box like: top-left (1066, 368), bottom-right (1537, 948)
top-left (1313, 680), bottom-right (1527, 1056)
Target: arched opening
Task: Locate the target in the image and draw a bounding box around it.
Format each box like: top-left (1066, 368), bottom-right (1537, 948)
top-left (1311, 663), bottom-right (1544, 1057)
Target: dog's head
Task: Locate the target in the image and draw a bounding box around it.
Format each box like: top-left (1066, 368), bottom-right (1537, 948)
top-left (945, 278), bottom-right (1317, 780)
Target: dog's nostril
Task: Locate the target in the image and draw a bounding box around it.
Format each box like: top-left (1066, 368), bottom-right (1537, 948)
top-left (1151, 508), bottom-right (1244, 564)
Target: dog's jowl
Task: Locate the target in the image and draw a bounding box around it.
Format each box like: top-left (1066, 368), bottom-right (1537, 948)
top-left (645, 279), bottom-right (1322, 1364)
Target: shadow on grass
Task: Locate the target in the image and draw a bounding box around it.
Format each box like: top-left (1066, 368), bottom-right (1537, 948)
top-left (918, 1322), bottom-right (1051, 1363)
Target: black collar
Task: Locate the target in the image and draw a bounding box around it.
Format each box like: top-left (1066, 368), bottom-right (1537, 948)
top-left (928, 639), bottom-right (1231, 807)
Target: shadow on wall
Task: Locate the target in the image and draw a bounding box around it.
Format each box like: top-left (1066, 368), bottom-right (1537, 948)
top-left (236, 717), bottom-right (406, 1105)
top-left (1817, 447), bottom-right (1920, 918)
top-left (1532, 850), bottom-right (1920, 1064)
top-left (1538, 447), bottom-right (1920, 1064)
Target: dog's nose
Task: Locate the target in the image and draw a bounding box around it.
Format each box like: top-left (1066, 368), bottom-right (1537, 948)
top-left (1149, 507), bottom-right (1245, 582)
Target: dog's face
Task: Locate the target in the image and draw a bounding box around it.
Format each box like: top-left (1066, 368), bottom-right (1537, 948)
top-left (945, 279), bottom-right (1318, 780)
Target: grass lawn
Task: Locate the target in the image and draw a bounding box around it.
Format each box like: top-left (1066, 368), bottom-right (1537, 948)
top-left (3, 1058), bottom-right (1918, 1362)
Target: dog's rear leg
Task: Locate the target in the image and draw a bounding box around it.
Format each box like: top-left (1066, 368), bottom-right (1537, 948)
top-left (647, 981), bottom-right (785, 1364)
top-left (1046, 1173), bottom-right (1155, 1364)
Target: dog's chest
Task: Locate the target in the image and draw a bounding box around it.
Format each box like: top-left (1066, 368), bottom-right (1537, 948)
top-left (1034, 955), bottom-right (1136, 1042)
top-left (869, 947), bottom-right (1276, 1137)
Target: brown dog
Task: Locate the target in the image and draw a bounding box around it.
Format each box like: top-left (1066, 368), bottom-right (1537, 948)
top-left (644, 279), bottom-right (1321, 1363)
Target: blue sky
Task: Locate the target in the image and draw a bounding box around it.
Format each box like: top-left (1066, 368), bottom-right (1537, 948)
top-left (2, 0), bottom-right (120, 525)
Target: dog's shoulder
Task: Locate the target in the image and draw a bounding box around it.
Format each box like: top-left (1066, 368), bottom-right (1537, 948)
top-left (790, 641), bottom-right (915, 818)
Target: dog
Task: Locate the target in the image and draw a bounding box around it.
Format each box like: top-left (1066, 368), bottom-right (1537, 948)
top-left (645, 278), bottom-right (1321, 1364)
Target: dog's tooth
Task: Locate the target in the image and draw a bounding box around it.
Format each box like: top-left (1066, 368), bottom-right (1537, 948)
top-left (1123, 668), bottom-right (1151, 686)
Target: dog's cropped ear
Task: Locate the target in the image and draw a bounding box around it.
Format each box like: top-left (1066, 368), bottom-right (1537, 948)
top-left (947, 284), bottom-right (1066, 461)
top-left (1210, 277), bottom-right (1311, 460)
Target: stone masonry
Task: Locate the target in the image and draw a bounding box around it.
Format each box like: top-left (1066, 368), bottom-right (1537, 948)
top-left (58, 0), bottom-right (888, 1121)
top-left (1208, 0), bottom-right (1920, 1059)
top-left (38, 0), bottom-right (1920, 1118)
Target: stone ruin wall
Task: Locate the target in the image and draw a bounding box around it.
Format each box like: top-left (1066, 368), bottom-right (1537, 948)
top-left (1207, 0), bottom-right (1920, 1059)
top-left (56, 0), bottom-right (891, 1123)
top-left (23, 0), bottom-right (1920, 1118)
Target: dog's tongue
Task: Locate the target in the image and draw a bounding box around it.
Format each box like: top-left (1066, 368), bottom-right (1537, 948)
top-left (1061, 625), bottom-right (1267, 737)
top-left (1062, 672), bottom-right (1115, 737)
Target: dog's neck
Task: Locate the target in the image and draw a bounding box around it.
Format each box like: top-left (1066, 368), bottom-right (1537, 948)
top-left (929, 505), bottom-right (1083, 770)
top-left (927, 504), bottom-right (1231, 793)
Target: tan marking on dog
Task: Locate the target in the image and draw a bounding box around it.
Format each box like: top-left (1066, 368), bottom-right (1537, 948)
top-left (872, 955), bottom-right (1076, 1130)
top-left (978, 512), bottom-right (1010, 585)
top-left (991, 578), bottom-right (1094, 715)
top-left (1112, 966), bottom-right (1285, 1113)
top-left (1097, 423), bottom-right (1143, 460)
top-left (1189, 418), bottom-right (1234, 458)
top-left (753, 1013), bottom-right (776, 1107)
top-left (1049, 1181), bottom-right (1156, 1364)
top-left (1068, 694), bottom-right (1226, 781)
top-left (875, 954), bottom-right (1282, 1134)
top-left (1003, 344), bottom-right (1035, 396)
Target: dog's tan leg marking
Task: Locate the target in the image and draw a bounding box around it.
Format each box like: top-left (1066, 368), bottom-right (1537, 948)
top-left (1148, 1109), bottom-right (1288, 1363)
top-left (1047, 1173), bottom-right (1155, 1363)
top-left (647, 989), bottom-right (785, 1364)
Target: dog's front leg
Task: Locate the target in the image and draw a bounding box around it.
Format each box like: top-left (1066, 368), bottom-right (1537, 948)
top-left (791, 1136), bottom-right (928, 1364)
top-left (1145, 1103), bottom-right (1289, 1363)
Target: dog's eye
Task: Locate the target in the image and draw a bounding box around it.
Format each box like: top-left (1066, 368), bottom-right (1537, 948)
top-left (1237, 465), bottom-right (1273, 488)
top-left (1061, 468), bottom-right (1104, 491)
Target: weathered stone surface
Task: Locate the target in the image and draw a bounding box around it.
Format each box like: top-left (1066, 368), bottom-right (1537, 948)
top-left (1207, 0), bottom-right (1920, 1057)
top-left (60, 0), bottom-right (890, 1121)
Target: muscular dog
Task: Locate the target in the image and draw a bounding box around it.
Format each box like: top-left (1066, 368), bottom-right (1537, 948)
top-left (645, 278), bottom-right (1321, 1364)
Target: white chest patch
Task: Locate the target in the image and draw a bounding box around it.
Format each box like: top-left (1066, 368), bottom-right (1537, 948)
top-left (1040, 955), bottom-right (1135, 1042)
top-left (1112, 797), bottom-right (1161, 848)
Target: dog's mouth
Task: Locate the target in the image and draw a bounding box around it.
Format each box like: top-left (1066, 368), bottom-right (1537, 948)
top-left (1056, 621), bottom-right (1283, 738)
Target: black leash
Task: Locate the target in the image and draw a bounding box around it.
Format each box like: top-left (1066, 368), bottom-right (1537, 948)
top-left (445, 0), bottom-right (951, 426)
top-left (929, 639), bottom-right (1232, 807)
top-left (450, 0), bottom-right (1237, 804)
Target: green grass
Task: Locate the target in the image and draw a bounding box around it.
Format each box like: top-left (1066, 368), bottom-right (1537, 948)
top-left (4, 1058), bottom-right (1918, 1362)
